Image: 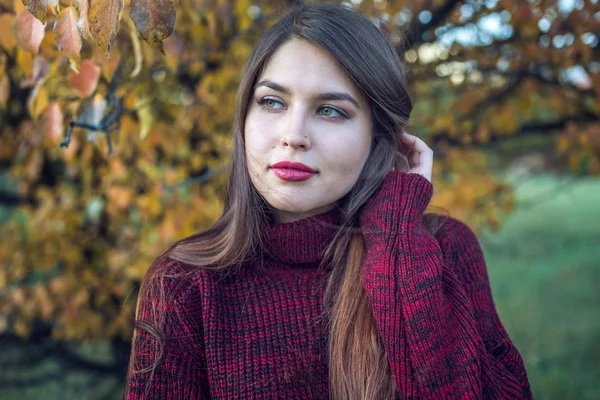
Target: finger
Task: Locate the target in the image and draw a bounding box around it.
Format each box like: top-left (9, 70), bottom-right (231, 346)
top-left (400, 131), bottom-right (418, 152)
top-left (402, 132), bottom-right (432, 155)
top-left (401, 133), bottom-right (431, 165)
top-left (401, 133), bottom-right (433, 182)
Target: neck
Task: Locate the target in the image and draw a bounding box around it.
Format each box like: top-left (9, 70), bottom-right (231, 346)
top-left (274, 204), bottom-right (337, 224)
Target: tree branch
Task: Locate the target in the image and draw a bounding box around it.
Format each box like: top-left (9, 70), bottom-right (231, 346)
top-left (429, 114), bottom-right (599, 150)
top-left (0, 190), bottom-right (33, 206)
top-left (404, 0), bottom-right (462, 48)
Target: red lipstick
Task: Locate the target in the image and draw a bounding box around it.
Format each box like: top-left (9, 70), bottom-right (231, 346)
top-left (271, 161), bottom-right (317, 182)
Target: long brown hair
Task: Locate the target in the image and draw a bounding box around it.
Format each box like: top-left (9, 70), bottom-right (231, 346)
top-left (125, 3), bottom-right (447, 399)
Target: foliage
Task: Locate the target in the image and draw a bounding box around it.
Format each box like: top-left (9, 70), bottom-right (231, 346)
top-left (0, 0), bottom-right (598, 360)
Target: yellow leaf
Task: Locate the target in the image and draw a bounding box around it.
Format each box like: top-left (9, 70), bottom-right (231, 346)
top-left (125, 17), bottom-right (142, 78)
top-left (0, 14), bottom-right (18, 51)
top-left (94, 44), bottom-right (120, 81)
top-left (28, 83), bottom-right (48, 119)
top-left (137, 103), bottom-right (154, 139)
top-left (16, 48), bottom-right (34, 76)
top-left (88, 0), bottom-right (123, 57)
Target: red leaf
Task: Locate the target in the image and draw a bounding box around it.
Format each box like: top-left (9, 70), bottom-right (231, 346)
top-left (68, 59), bottom-right (100, 97)
top-left (42, 102), bottom-right (64, 143)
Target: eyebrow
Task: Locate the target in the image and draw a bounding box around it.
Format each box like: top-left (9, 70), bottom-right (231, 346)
top-left (253, 80), bottom-right (361, 110)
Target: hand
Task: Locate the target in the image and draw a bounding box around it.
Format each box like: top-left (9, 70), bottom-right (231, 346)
top-left (394, 132), bottom-right (433, 183)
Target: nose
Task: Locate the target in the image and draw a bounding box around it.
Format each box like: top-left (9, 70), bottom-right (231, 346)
top-left (280, 108), bottom-right (311, 150)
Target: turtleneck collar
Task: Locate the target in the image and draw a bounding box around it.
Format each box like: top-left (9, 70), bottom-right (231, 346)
top-left (263, 208), bottom-right (343, 265)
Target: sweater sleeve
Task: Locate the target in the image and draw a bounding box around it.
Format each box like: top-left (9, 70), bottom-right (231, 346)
top-left (126, 260), bottom-right (208, 399)
top-left (359, 171), bottom-right (532, 399)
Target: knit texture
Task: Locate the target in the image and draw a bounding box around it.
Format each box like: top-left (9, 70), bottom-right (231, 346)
top-left (127, 171), bottom-right (532, 399)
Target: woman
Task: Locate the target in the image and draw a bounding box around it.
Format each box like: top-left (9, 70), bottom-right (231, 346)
top-left (125, 3), bottom-right (531, 399)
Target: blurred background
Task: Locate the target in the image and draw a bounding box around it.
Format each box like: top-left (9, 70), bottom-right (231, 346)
top-left (0, 0), bottom-right (599, 398)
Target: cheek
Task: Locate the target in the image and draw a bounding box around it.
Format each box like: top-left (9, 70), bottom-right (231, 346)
top-left (245, 131), bottom-right (268, 164)
top-left (325, 134), bottom-right (371, 174)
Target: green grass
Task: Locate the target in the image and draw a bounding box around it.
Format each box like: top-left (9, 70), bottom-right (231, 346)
top-left (480, 174), bottom-right (600, 399)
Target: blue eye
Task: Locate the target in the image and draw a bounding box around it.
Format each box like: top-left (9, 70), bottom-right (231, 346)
top-left (319, 106), bottom-right (349, 120)
top-left (255, 97), bottom-right (283, 110)
top-left (254, 97), bottom-right (349, 120)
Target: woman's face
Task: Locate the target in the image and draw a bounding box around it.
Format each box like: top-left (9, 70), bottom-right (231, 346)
top-left (244, 39), bottom-right (373, 223)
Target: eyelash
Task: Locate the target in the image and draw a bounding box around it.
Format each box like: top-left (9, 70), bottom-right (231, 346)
top-left (254, 97), bottom-right (350, 120)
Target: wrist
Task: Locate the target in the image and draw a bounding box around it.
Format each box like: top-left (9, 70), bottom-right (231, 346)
top-left (359, 171), bottom-right (433, 239)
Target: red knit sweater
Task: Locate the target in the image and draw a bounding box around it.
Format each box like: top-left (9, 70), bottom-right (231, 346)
top-left (127, 171), bottom-right (532, 399)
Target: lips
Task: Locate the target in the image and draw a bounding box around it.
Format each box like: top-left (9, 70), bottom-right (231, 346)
top-left (271, 161), bottom-right (316, 172)
top-left (271, 161), bottom-right (317, 182)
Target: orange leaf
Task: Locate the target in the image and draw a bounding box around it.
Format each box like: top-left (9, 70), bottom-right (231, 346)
top-left (94, 44), bottom-right (120, 82)
top-left (54, 7), bottom-right (82, 71)
top-left (0, 14), bottom-right (18, 51)
top-left (88, 0), bottom-right (123, 57)
top-left (22, 0), bottom-right (48, 24)
top-left (76, 0), bottom-right (92, 40)
top-left (12, 10), bottom-right (46, 54)
top-left (41, 101), bottom-right (63, 143)
top-left (68, 59), bottom-right (100, 97)
top-left (130, 0), bottom-right (175, 53)
top-left (108, 185), bottom-right (133, 210)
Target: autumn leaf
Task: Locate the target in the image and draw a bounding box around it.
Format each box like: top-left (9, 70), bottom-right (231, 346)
top-left (12, 10), bottom-right (46, 54)
top-left (94, 44), bottom-right (120, 82)
top-left (41, 101), bottom-right (64, 143)
top-left (2, 0), bottom-right (600, 360)
top-left (54, 7), bottom-right (82, 71)
top-left (130, 0), bottom-right (175, 53)
top-left (16, 49), bottom-right (34, 77)
top-left (88, 0), bottom-right (123, 57)
top-left (136, 101), bottom-right (154, 139)
top-left (27, 82), bottom-right (48, 119)
top-left (76, 0), bottom-right (93, 40)
top-left (68, 59), bottom-right (100, 97)
top-left (0, 74), bottom-right (9, 109)
top-left (20, 55), bottom-right (50, 88)
top-left (22, 0), bottom-right (48, 24)
top-left (0, 14), bottom-right (18, 51)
